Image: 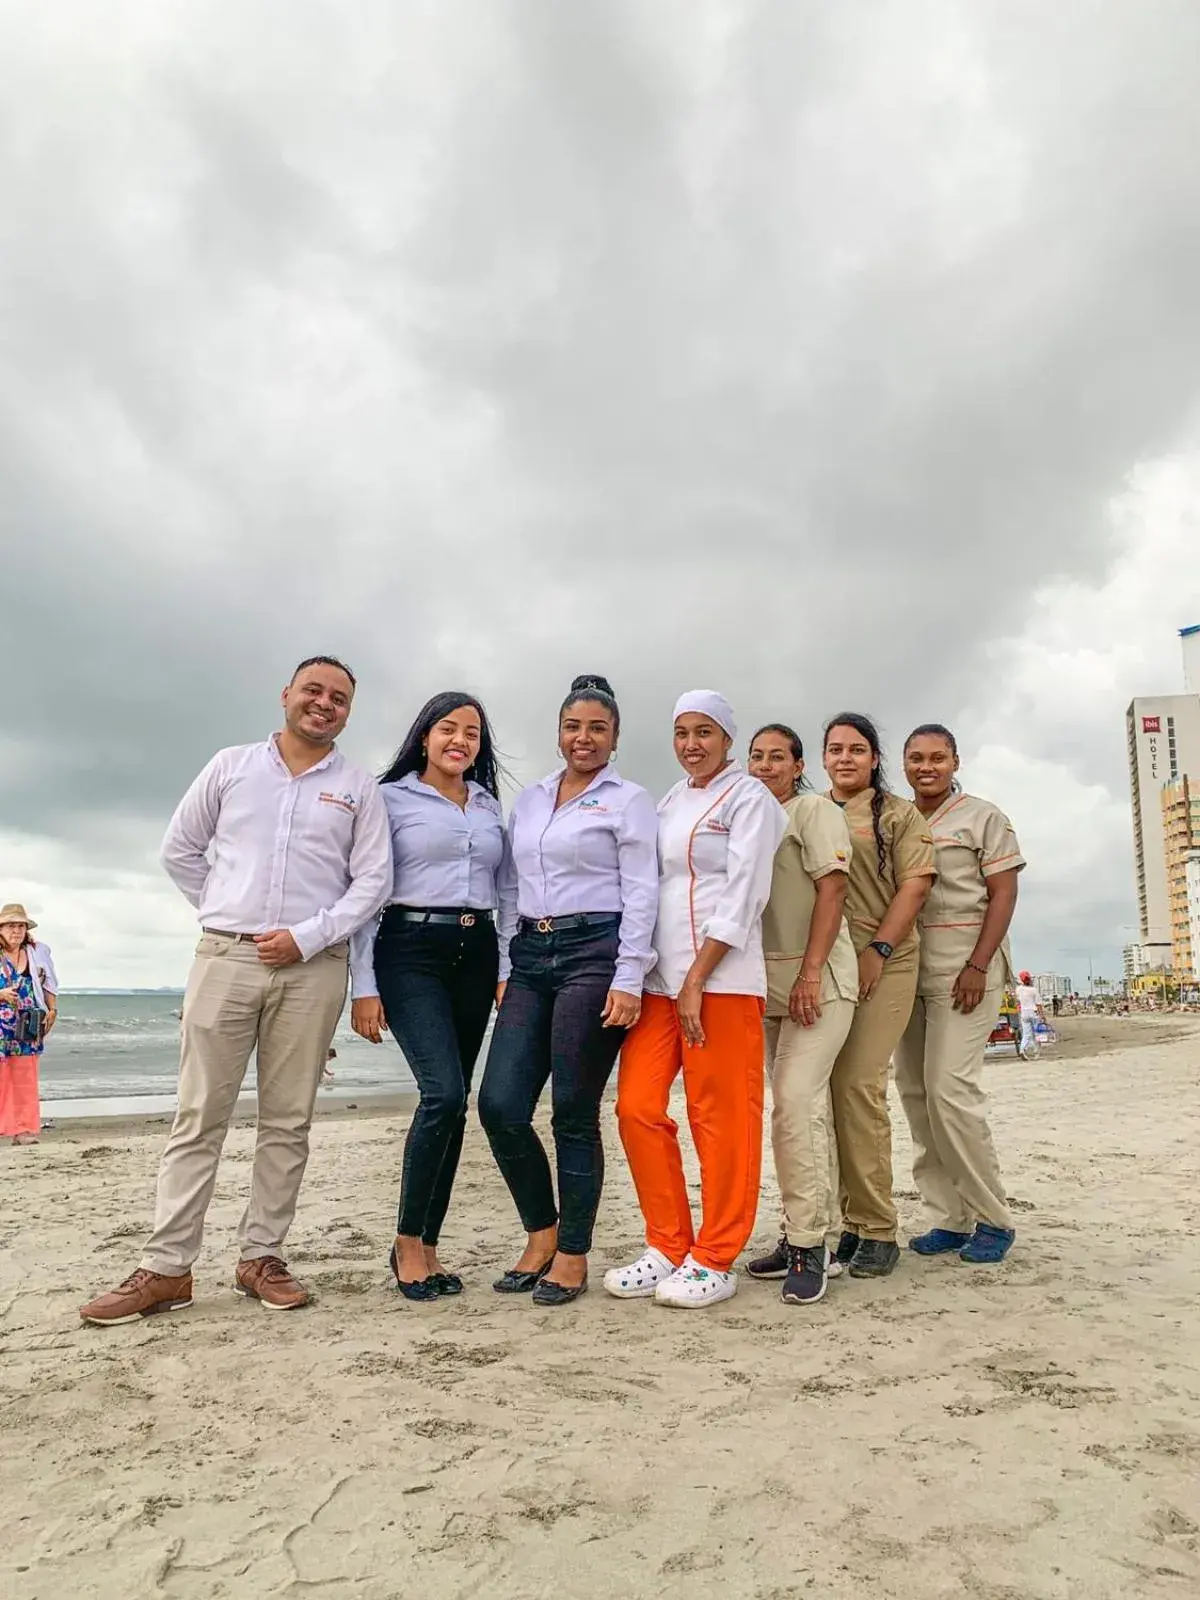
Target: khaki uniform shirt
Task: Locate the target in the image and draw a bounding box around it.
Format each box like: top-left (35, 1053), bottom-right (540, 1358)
top-left (916, 791), bottom-right (1025, 997)
top-left (838, 788), bottom-right (936, 957)
top-left (762, 794), bottom-right (859, 1017)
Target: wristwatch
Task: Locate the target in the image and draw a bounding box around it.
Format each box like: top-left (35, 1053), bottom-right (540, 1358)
top-left (868, 940), bottom-right (894, 960)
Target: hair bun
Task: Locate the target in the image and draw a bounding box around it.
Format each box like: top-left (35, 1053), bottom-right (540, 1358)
top-left (570, 673), bottom-right (614, 696)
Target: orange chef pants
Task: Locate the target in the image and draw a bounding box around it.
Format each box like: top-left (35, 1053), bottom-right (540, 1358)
top-left (615, 993), bottom-right (764, 1273)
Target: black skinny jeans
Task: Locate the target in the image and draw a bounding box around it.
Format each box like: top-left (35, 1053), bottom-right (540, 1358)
top-left (478, 918), bottom-right (625, 1256)
top-left (373, 910), bottom-right (499, 1245)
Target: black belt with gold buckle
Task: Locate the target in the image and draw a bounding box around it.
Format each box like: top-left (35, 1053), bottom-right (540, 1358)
top-left (518, 913), bottom-right (621, 936)
top-left (384, 907), bottom-right (493, 928)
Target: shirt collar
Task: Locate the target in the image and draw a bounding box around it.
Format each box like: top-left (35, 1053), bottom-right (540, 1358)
top-left (267, 733), bottom-right (339, 777)
top-left (538, 765), bottom-right (624, 797)
top-left (393, 770), bottom-right (486, 800)
top-left (687, 759), bottom-right (744, 791)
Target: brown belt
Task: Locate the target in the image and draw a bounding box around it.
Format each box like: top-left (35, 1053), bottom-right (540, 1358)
top-left (202, 928), bottom-right (258, 942)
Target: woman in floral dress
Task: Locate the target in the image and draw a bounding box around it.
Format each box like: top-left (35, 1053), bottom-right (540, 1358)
top-left (0, 904), bottom-right (58, 1144)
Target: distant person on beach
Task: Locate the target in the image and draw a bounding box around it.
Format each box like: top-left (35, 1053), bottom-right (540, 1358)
top-left (1014, 972), bottom-right (1045, 1059)
top-left (321, 1047), bottom-right (336, 1085)
top-left (350, 692), bottom-right (515, 1301)
top-left (80, 656), bottom-right (391, 1326)
top-left (820, 714), bottom-right (936, 1282)
top-left (896, 724), bottom-right (1024, 1266)
top-left (743, 727), bottom-right (859, 1308)
top-left (479, 675), bottom-right (658, 1308)
top-left (605, 691), bottom-right (784, 1309)
top-left (0, 904), bottom-right (58, 1145)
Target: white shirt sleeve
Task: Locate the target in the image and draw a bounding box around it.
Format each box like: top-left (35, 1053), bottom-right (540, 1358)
top-left (348, 915), bottom-right (382, 999)
top-left (37, 942), bottom-right (59, 998)
top-left (612, 787), bottom-right (661, 994)
top-left (495, 821), bottom-right (519, 982)
top-left (160, 754), bottom-right (227, 907)
top-left (703, 780), bottom-right (786, 952)
top-left (290, 780), bottom-right (394, 961)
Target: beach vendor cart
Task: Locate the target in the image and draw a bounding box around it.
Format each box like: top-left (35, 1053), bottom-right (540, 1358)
top-left (987, 990), bottom-right (1021, 1055)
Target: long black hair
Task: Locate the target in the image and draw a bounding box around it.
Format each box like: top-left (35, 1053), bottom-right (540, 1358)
top-left (560, 674), bottom-right (620, 739)
top-left (379, 691), bottom-right (502, 798)
top-left (824, 712), bottom-right (890, 879)
top-left (750, 723), bottom-right (812, 793)
top-left (904, 722), bottom-right (961, 794)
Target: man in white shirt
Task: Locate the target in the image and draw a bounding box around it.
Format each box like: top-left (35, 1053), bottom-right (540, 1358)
top-left (1014, 970), bottom-right (1045, 1060)
top-left (81, 656), bottom-right (392, 1324)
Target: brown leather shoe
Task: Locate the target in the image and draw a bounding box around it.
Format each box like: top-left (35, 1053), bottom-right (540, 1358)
top-left (80, 1268), bottom-right (193, 1326)
top-left (234, 1255), bottom-right (308, 1310)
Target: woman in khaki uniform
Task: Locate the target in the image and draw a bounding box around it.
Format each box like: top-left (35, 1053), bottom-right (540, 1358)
top-left (743, 725), bottom-right (858, 1306)
top-left (895, 723), bottom-right (1023, 1265)
top-left (822, 714), bottom-right (935, 1278)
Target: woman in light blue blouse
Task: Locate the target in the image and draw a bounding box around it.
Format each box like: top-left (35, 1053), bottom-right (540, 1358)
top-left (478, 674), bottom-right (659, 1308)
top-left (351, 692), bottom-right (515, 1301)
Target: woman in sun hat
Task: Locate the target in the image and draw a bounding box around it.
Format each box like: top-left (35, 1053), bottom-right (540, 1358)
top-left (0, 904), bottom-right (59, 1145)
top-left (605, 690), bottom-right (786, 1310)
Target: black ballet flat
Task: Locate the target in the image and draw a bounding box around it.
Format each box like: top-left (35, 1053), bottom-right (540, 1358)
top-left (389, 1244), bottom-right (439, 1302)
top-left (531, 1274), bottom-right (588, 1307)
top-left (428, 1272), bottom-right (463, 1297)
top-left (492, 1258), bottom-right (555, 1294)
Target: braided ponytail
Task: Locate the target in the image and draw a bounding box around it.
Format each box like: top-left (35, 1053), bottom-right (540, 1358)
top-left (824, 712), bottom-right (892, 880)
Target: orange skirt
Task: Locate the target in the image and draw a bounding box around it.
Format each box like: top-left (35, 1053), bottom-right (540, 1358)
top-left (0, 1055), bottom-right (41, 1137)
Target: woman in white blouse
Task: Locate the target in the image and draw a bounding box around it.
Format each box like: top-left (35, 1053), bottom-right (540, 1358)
top-left (605, 691), bottom-right (785, 1309)
top-left (478, 675), bottom-right (659, 1308)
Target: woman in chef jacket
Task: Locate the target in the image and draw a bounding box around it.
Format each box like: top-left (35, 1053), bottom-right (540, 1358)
top-left (894, 723), bottom-right (1024, 1264)
top-left (605, 691), bottom-right (785, 1309)
top-left (478, 675), bottom-right (659, 1308)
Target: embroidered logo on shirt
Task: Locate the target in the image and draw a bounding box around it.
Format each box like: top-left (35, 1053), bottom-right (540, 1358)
top-left (834, 850), bottom-right (848, 863)
top-left (704, 819), bottom-right (730, 833)
top-left (318, 791), bottom-right (358, 814)
top-left (578, 798), bottom-right (610, 812)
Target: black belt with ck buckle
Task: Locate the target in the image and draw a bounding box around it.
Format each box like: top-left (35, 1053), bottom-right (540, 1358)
top-left (518, 912), bottom-right (621, 936)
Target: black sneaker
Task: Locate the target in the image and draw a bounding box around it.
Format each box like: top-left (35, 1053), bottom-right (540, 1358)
top-left (782, 1244), bottom-right (829, 1305)
top-left (833, 1231), bottom-right (860, 1268)
top-left (746, 1235), bottom-right (790, 1279)
top-left (848, 1239), bottom-right (901, 1278)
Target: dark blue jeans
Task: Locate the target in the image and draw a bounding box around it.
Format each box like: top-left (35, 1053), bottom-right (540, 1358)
top-left (373, 912), bottom-right (499, 1245)
top-left (478, 919), bottom-right (625, 1256)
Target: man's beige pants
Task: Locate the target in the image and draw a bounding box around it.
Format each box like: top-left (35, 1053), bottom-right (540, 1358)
top-left (764, 999), bottom-right (855, 1249)
top-left (893, 987), bottom-right (1014, 1234)
top-left (828, 951), bottom-right (918, 1242)
top-left (141, 933), bottom-right (349, 1276)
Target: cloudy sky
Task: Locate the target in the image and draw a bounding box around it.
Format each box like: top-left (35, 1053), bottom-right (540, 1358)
top-left (7, 0), bottom-right (1200, 988)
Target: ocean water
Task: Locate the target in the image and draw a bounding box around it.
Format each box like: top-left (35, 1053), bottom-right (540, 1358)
top-left (40, 992), bottom-right (419, 1103)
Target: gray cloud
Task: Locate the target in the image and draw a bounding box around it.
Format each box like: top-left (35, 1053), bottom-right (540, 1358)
top-left (6, 0), bottom-right (1200, 979)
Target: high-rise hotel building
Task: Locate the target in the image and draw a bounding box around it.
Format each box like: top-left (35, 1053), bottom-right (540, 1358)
top-left (1125, 627), bottom-right (1200, 948)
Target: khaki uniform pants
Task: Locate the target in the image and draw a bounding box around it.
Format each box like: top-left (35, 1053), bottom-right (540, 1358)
top-left (764, 998), bottom-right (855, 1248)
top-left (828, 952), bottom-right (917, 1241)
top-left (141, 933), bottom-right (349, 1276)
top-left (893, 987), bottom-right (1013, 1234)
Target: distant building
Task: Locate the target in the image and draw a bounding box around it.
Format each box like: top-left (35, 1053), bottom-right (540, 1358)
top-left (1033, 973), bottom-right (1072, 1000)
top-left (1187, 850), bottom-right (1200, 991)
top-left (1123, 941), bottom-right (1172, 982)
top-left (1162, 775), bottom-right (1200, 983)
top-left (1126, 629), bottom-right (1200, 944)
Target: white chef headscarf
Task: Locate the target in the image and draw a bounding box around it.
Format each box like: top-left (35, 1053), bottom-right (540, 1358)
top-left (672, 690), bottom-right (737, 742)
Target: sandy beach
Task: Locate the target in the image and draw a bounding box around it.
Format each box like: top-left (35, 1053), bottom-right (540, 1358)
top-left (1, 1013), bottom-right (1198, 1600)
